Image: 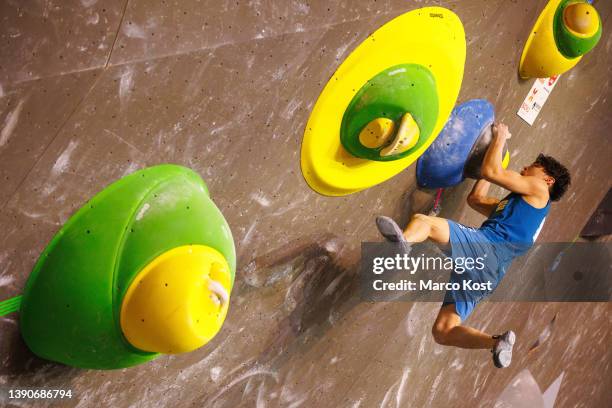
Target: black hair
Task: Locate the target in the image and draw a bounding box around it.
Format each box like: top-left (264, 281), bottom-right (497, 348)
top-left (534, 154), bottom-right (571, 201)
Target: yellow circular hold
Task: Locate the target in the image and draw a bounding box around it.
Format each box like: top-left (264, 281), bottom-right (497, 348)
top-left (358, 118), bottom-right (396, 149)
top-left (120, 245), bottom-right (232, 354)
top-left (563, 3), bottom-right (599, 38)
top-left (300, 7), bottom-right (466, 196)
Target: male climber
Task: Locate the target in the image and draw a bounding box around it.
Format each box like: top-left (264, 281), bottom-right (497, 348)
top-left (375, 123), bottom-right (571, 368)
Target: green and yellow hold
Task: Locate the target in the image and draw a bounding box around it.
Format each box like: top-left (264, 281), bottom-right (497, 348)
top-left (19, 165), bottom-right (236, 369)
top-left (520, 0), bottom-right (602, 79)
top-left (301, 7), bottom-right (466, 196)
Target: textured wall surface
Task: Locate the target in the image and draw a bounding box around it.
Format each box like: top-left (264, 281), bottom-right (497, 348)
top-left (1, 0), bottom-right (611, 407)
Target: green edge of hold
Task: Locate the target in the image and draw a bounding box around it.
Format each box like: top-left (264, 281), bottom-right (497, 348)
top-left (0, 295), bottom-right (22, 316)
top-left (340, 63), bottom-right (439, 162)
top-left (553, 0), bottom-right (602, 59)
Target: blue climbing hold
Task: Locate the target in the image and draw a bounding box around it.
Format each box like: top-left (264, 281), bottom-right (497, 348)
top-left (416, 99), bottom-right (497, 189)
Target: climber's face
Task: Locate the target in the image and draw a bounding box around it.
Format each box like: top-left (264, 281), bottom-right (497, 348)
top-left (520, 163), bottom-right (543, 177)
top-left (521, 163), bottom-right (555, 187)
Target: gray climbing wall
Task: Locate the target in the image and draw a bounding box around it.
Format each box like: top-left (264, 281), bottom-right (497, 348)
top-left (1, 0), bottom-right (611, 407)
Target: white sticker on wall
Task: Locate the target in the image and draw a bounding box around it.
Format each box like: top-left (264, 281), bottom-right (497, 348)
top-left (517, 76), bottom-right (560, 126)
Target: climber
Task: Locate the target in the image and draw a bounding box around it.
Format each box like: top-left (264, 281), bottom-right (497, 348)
top-left (375, 123), bottom-right (571, 368)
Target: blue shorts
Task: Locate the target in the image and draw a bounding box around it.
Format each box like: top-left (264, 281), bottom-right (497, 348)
top-left (442, 220), bottom-right (511, 321)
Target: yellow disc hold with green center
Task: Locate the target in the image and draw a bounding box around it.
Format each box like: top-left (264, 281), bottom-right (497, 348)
top-left (300, 7), bottom-right (466, 196)
top-left (519, 0), bottom-right (602, 78)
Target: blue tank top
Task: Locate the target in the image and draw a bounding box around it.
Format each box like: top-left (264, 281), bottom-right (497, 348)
top-left (479, 193), bottom-right (550, 258)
